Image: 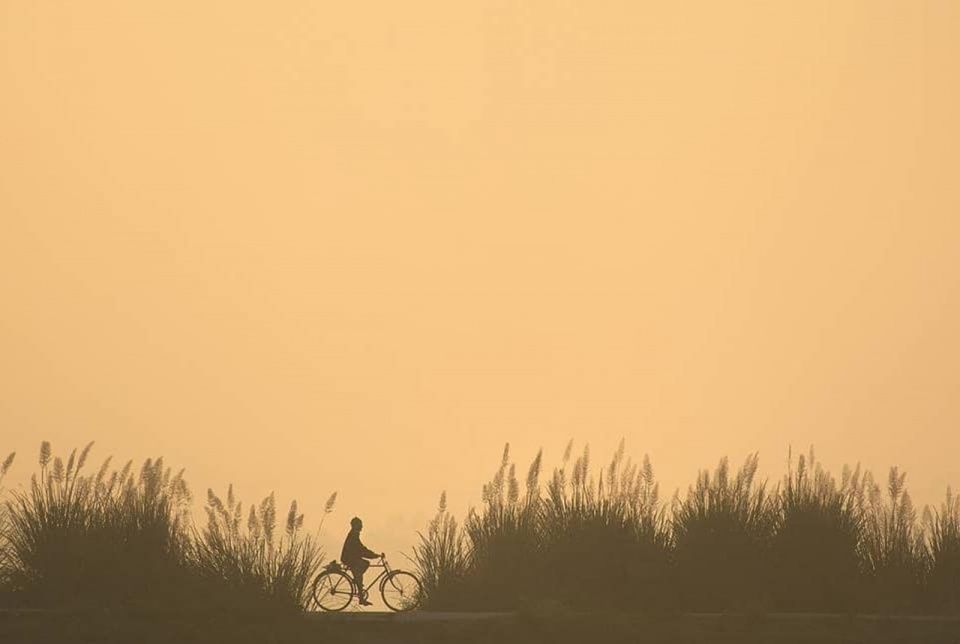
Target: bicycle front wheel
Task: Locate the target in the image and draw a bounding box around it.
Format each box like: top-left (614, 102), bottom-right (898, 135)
top-left (380, 570), bottom-right (422, 612)
top-left (312, 571), bottom-right (354, 611)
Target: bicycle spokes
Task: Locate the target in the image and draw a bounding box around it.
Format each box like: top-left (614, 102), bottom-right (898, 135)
top-left (380, 571), bottom-right (422, 612)
top-left (312, 571), bottom-right (354, 611)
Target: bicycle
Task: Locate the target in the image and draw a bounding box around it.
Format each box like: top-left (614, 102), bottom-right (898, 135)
top-left (311, 556), bottom-right (422, 612)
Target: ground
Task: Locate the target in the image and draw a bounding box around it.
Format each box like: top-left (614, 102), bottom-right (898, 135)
top-left (2, 609), bottom-right (959, 643)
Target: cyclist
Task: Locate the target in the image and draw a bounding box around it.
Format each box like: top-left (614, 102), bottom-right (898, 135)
top-left (341, 517), bottom-right (383, 606)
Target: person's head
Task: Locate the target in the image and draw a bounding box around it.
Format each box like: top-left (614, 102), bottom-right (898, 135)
top-left (351, 517), bottom-right (363, 531)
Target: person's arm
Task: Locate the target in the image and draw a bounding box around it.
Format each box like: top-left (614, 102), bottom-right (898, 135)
top-left (359, 538), bottom-right (381, 559)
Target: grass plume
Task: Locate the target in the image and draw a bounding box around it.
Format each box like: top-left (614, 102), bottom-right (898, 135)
top-left (414, 441), bottom-right (960, 615)
top-left (0, 442), bottom-right (331, 614)
top-left (189, 486), bottom-right (327, 613)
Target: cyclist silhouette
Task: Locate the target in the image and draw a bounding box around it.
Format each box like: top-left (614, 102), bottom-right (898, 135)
top-left (341, 517), bottom-right (383, 606)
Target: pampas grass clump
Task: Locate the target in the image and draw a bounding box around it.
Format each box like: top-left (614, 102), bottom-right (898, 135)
top-left (0, 451), bottom-right (16, 592)
top-left (413, 441), bottom-right (672, 611)
top-left (671, 454), bottom-right (776, 611)
top-left (924, 488), bottom-right (960, 613)
top-left (770, 449), bottom-right (867, 611)
top-left (411, 492), bottom-right (470, 610)
top-left (0, 442), bottom-right (333, 613)
top-left (414, 441), bottom-right (960, 615)
top-left (189, 485), bottom-right (328, 613)
top-left (3, 442), bottom-right (192, 608)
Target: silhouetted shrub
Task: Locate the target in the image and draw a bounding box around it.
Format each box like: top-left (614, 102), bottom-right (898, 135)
top-left (860, 467), bottom-right (928, 612)
top-left (411, 492), bottom-right (470, 610)
top-left (0, 442), bottom-right (330, 614)
top-left (3, 442), bottom-right (193, 609)
top-left (924, 488), bottom-right (960, 614)
top-left (672, 454), bottom-right (776, 611)
top-left (415, 441), bottom-right (958, 615)
top-left (0, 452), bottom-right (16, 593)
top-left (459, 444), bottom-right (541, 609)
top-left (414, 441), bottom-right (671, 611)
top-left (770, 449), bottom-right (867, 611)
top-left (2, 439), bottom-right (958, 615)
top-left (538, 441), bottom-right (671, 610)
top-left (189, 486), bottom-right (327, 613)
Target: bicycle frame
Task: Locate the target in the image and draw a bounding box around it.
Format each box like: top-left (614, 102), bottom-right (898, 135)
top-left (314, 556), bottom-right (420, 612)
top-left (348, 557), bottom-right (390, 593)
top-left (346, 557), bottom-right (394, 596)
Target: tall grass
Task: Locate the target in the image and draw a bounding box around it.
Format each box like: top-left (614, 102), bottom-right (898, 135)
top-left (412, 441), bottom-right (671, 611)
top-left (861, 468), bottom-right (928, 611)
top-left (539, 440), bottom-right (671, 609)
top-left (0, 442), bottom-right (333, 613)
top-left (924, 488), bottom-right (960, 613)
top-left (189, 486), bottom-right (329, 613)
top-left (2, 439), bottom-right (959, 614)
top-left (414, 441), bottom-right (960, 615)
top-left (672, 454), bottom-right (776, 611)
top-left (3, 442), bottom-right (193, 608)
top-left (411, 492), bottom-right (471, 610)
top-left (0, 451), bottom-right (16, 592)
top-left (460, 444), bottom-right (541, 608)
top-left (770, 449), bottom-right (866, 611)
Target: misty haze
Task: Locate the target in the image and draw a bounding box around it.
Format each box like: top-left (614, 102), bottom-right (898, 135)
top-left (2, 1), bottom-right (959, 642)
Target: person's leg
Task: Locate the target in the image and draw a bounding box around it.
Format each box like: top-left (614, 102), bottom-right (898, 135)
top-left (349, 565), bottom-right (362, 595)
top-left (353, 561), bottom-right (371, 603)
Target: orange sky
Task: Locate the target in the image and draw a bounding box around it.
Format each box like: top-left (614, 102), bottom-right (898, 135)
top-left (2, 1), bottom-right (959, 555)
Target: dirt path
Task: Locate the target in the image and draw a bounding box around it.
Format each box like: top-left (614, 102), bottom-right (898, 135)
top-left (4, 608), bottom-right (960, 643)
top-left (304, 609), bottom-right (512, 622)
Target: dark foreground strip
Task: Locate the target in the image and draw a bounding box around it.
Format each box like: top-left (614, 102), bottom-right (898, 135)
top-left (3, 609), bottom-right (960, 643)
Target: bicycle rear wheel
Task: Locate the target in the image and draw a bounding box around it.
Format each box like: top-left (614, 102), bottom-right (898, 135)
top-left (312, 571), bottom-right (354, 611)
top-left (380, 570), bottom-right (422, 612)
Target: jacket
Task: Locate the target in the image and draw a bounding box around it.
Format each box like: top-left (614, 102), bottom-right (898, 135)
top-left (341, 529), bottom-right (379, 565)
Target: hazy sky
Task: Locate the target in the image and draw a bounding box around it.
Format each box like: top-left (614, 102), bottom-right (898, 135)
top-left (2, 1), bottom-right (958, 555)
